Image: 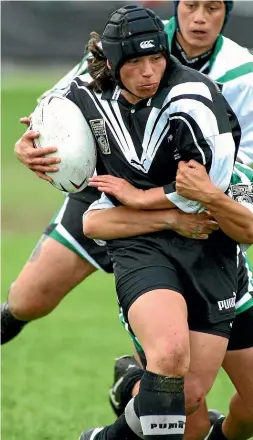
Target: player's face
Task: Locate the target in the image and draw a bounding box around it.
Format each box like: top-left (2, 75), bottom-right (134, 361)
top-left (120, 53), bottom-right (167, 103)
top-left (177, 0), bottom-right (226, 57)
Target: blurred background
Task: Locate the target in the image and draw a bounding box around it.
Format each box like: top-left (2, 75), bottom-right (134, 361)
top-left (2, 0), bottom-right (253, 68)
top-left (1, 2), bottom-right (253, 440)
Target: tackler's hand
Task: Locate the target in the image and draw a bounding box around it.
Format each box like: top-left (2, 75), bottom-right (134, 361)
top-left (176, 160), bottom-right (215, 204)
top-left (89, 175), bottom-right (144, 209)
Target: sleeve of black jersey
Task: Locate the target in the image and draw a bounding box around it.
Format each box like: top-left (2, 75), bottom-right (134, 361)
top-left (164, 82), bottom-right (236, 213)
top-left (65, 76), bottom-right (89, 111)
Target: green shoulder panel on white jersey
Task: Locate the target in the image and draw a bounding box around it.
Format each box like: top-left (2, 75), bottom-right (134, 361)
top-left (38, 54), bottom-right (91, 102)
top-left (232, 162), bottom-right (253, 185)
top-left (209, 37), bottom-right (253, 167)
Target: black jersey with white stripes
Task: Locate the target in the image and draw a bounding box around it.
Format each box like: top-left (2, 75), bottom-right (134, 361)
top-left (67, 58), bottom-right (237, 212)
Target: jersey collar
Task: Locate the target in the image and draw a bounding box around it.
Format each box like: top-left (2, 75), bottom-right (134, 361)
top-left (101, 84), bottom-right (121, 101)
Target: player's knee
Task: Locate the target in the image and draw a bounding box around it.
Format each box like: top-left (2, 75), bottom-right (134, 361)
top-left (184, 379), bottom-right (206, 415)
top-left (8, 282), bottom-right (52, 321)
top-left (185, 391), bottom-right (205, 416)
top-left (147, 339), bottom-right (190, 377)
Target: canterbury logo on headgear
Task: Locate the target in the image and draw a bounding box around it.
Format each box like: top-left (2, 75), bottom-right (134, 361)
top-left (140, 40), bottom-right (155, 49)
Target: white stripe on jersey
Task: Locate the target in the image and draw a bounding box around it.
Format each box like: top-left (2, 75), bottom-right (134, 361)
top-left (163, 81), bottom-right (213, 103)
top-left (169, 98), bottom-right (220, 137)
top-left (207, 132), bottom-right (235, 193)
top-left (102, 100), bottom-right (140, 161)
top-left (143, 107), bottom-right (170, 169)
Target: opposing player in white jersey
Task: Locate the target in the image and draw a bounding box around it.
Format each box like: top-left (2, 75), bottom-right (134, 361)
top-left (164, 0), bottom-right (253, 166)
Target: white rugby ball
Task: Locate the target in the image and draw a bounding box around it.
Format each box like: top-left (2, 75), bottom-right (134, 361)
top-left (31, 95), bottom-right (97, 193)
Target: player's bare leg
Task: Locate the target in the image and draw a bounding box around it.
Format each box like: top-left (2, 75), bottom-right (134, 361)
top-left (1, 236), bottom-right (96, 343)
top-left (182, 401), bottom-right (210, 440)
top-left (216, 348), bottom-right (253, 440)
top-left (109, 329), bottom-right (228, 440)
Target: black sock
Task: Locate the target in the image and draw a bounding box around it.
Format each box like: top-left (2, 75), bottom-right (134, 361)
top-left (1, 302), bottom-right (28, 344)
top-left (96, 412), bottom-right (142, 440)
top-left (207, 417), bottom-right (227, 440)
top-left (94, 396), bottom-right (142, 440)
top-left (138, 371), bottom-right (185, 440)
top-left (120, 366), bottom-right (144, 409)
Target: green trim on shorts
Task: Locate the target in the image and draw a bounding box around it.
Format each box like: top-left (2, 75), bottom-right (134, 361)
top-left (236, 297), bottom-right (253, 315)
top-left (49, 227), bottom-right (84, 260)
top-left (119, 310), bottom-right (143, 352)
top-left (49, 211), bottom-right (59, 224)
top-left (46, 197), bottom-right (105, 270)
top-left (49, 224), bottom-right (104, 270)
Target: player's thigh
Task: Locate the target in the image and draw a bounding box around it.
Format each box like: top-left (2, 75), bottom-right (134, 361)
top-left (129, 289), bottom-right (188, 351)
top-left (112, 236), bottom-right (189, 367)
top-left (129, 289), bottom-right (189, 375)
top-left (222, 308), bottom-right (253, 412)
top-left (184, 329), bottom-right (229, 415)
top-left (8, 193), bottom-right (113, 312)
top-left (9, 236), bottom-right (96, 315)
top-left (111, 237), bottom-right (190, 374)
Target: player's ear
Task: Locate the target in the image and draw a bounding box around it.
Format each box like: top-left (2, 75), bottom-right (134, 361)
top-left (106, 59), bottom-right (111, 70)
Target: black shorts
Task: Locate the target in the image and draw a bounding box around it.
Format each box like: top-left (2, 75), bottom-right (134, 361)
top-left (108, 230), bottom-right (237, 337)
top-left (44, 189), bottom-right (113, 273)
top-left (227, 306), bottom-right (253, 350)
top-left (228, 251), bottom-right (253, 350)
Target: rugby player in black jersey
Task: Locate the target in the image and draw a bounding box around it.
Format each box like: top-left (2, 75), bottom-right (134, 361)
top-left (68, 5), bottom-right (238, 440)
top-left (2, 2), bottom-right (253, 438)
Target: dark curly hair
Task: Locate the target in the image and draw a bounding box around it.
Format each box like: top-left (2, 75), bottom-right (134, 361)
top-left (85, 32), bottom-right (114, 92)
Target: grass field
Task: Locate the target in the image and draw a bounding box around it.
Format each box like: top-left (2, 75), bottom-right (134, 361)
top-left (2, 72), bottom-right (253, 440)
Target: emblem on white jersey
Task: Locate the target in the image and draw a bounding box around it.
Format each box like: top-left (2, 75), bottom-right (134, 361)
top-left (90, 119), bottom-right (111, 155)
top-left (140, 40), bottom-right (155, 49)
top-left (230, 183), bottom-right (253, 205)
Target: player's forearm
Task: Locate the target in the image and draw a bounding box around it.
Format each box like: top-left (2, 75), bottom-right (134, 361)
top-left (83, 206), bottom-right (178, 239)
top-left (203, 189), bottom-right (253, 244)
top-left (138, 187), bottom-right (176, 210)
